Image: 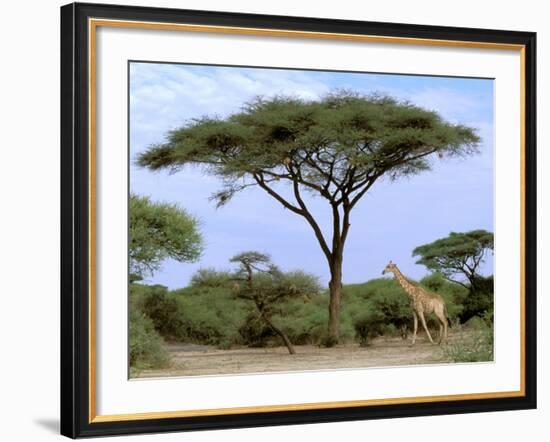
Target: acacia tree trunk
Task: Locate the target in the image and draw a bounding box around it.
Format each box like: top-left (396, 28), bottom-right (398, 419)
top-left (261, 312), bottom-right (296, 355)
top-left (327, 254), bottom-right (343, 345)
top-left (325, 201), bottom-right (350, 346)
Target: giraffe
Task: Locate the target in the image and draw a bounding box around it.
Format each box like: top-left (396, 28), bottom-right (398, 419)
top-left (382, 260), bottom-right (449, 345)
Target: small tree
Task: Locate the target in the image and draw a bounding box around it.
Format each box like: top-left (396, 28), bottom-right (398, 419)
top-left (230, 252), bottom-right (321, 354)
top-left (412, 230), bottom-right (494, 291)
top-left (138, 91), bottom-right (480, 342)
top-left (130, 194), bottom-right (204, 280)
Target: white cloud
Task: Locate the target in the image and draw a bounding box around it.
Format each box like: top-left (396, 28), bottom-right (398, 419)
top-left (129, 63), bottom-right (332, 155)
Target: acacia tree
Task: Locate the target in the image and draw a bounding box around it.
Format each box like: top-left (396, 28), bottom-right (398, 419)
top-left (130, 194), bottom-right (203, 280)
top-left (412, 230), bottom-right (494, 291)
top-left (138, 91), bottom-right (480, 342)
top-left (230, 251), bottom-right (320, 354)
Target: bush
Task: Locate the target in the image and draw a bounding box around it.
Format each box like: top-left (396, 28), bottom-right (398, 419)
top-left (178, 286), bottom-right (250, 346)
top-left (464, 315), bottom-right (487, 330)
top-left (131, 282), bottom-right (250, 348)
top-left (352, 312), bottom-right (386, 346)
top-left (342, 276), bottom-right (467, 344)
top-left (460, 276), bottom-right (494, 322)
top-left (238, 313), bottom-right (275, 347)
top-left (274, 295), bottom-right (329, 345)
top-left (129, 268), bottom-right (488, 352)
top-left (129, 296), bottom-right (169, 369)
top-left (140, 285), bottom-right (183, 338)
top-left (343, 278), bottom-right (412, 344)
top-left (444, 323), bottom-right (493, 362)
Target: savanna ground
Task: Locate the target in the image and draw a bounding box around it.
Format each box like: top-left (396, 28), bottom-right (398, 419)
top-left (132, 328), bottom-right (490, 378)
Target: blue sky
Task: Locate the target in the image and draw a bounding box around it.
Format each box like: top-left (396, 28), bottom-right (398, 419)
top-left (130, 62), bottom-right (494, 289)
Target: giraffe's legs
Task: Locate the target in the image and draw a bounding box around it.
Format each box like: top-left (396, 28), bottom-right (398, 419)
top-left (434, 309), bottom-right (448, 345)
top-left (418, 311), bottom-right (434, 344)
top-left (411, 311), bottom-right (418, 345)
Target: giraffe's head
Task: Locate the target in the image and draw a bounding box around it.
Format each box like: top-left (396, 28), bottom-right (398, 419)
top-left (382, 260), bottom-right (397, 275)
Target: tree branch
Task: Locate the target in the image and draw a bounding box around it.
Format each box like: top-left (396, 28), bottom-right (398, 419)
top-left (252, 173), bottom-right (304, 216)
top-left (290, 170), bottom-right (332, 263)
top-left (441, 274), bottom-right (470, 290)
top-left (340, 200), bottom-right (351, 245)
top-left (261, 168), bottom-right (327, 196)
top-left (253, 171), bottom-right (332, 264)
top-left (349, 176), bottom-right (379, 209)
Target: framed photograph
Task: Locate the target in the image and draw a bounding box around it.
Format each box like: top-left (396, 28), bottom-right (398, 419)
top-left (60, 2), bottom-right (536, 438)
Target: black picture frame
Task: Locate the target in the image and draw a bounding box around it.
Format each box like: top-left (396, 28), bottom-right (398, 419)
top-left (60, 2), bottom-right (537, 438)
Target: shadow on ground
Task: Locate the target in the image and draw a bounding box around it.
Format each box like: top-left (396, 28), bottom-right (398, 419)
top-left (34, 418), bottom-right (58, 434)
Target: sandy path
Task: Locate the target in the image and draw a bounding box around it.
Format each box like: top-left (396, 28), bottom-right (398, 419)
top-left (133, 332), bottom-right (476, 378)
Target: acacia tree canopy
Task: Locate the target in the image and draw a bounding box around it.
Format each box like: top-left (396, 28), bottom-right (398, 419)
top-left (412, 230), bottom-right (494, 289)
top-left (129, 194), bottom-right (204, 279)
top-left (138, 91), bottom-right (480, 342)
top-left (139, 92), bottom-right (479, 213)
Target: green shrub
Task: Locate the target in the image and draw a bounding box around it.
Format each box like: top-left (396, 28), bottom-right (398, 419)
top-left (444, 324), bottom-right (493, 363)
top-left (343, 278), bottom-right (412, 344)
top-left (238, 313), bottom-right (275, 347)
top-left (132, 282), bottom-right (250, 349)
top-left (274, 295), bottom-right (329, 345)
top-left (129, 268), bottom-right (489, 352)
top-left (460, 276), bottom-right (494, 322)
top-left (464, 315), bottom-right (487, 330)
top-left (342, 276), bottom-right (467, 344)
top-left (129, 297), bottom-right (169, 369)
top-left (141, 285), bottom-right (183, 338)
top-left (352, 312), bottom-right (386, 346)
top-left (173, 286), bottom-right (249, 346)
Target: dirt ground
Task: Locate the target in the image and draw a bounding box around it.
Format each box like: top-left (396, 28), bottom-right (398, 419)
top-left (133, 330), bottom-right (480, 378)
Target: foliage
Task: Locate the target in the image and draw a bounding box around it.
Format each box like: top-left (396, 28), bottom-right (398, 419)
top-left (139, 284), bottom-right (182, 338)
top-left (230, 252), bottom-right (322, 353)
top-left (460, 275), bottom-right (494, 322)
top-left (138, 91), bottom-right (480, 200)
top-left (128, 264), bottom-right (489, 363)
top-left (138, 91), bottom-right (480, 342)
top-left (129, 291), bottom-right (169, 370)
top-left (343, 275), bottom-right (467, 344)
top-left (137, 283), bottom-right (250, 348)
top-left (235, 269), bottom-right (322, 316)
top-left (238, 313), bottom-right (276, 347)
top-left (272, 294), bottom-right (330, 345)
top-left (230, 251), bottom-right (273, 272)
top-left (444, 314), bottom-right (494, 363)
top-left (190, 268), bottom-right (233, 288)
top-left (413, 230), bottom-right (494, 289)
top-left (129, 194), bottom-right (203, 279)
top-left (344, 278), bottom-right (412, 345)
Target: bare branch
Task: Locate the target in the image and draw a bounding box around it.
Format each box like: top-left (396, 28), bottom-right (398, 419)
top-left (252, 173), bottom-right (304, 215)
top-left (349, 176), bottom-right (379, 209)
top-left (289, 169), bottom-right (332, 263)
top-left (441, 274), bottom-right (470, 289)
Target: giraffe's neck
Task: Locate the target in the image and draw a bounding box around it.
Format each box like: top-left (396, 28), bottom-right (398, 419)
top-left (392, 267), bottom-right (417, 299)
